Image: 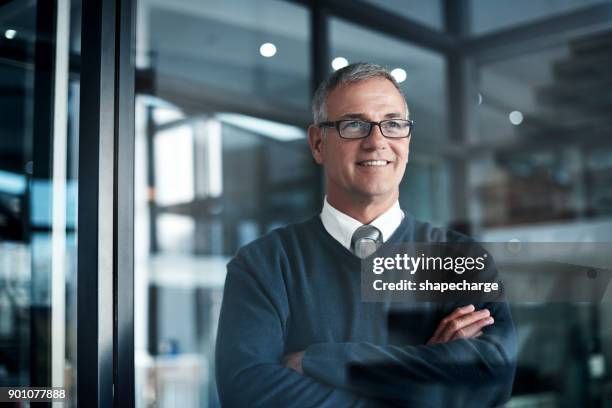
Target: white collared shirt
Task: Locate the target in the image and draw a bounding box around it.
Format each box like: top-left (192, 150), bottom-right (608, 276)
top-left (320, 197), bottom-right (405, 250)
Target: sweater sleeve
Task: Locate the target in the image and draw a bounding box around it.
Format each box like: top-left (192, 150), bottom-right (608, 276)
top-left (215, 253), bottom-right (378, 408)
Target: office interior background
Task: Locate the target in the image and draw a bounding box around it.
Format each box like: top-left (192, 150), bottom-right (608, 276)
top-left (1, 0), bottom-right (612, 406)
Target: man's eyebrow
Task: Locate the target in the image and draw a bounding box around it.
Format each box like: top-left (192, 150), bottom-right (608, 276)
top-left (337, 112), bottom-right (405, 120)
top-left (384, 112), bottom-right (404, 118)
top-left (338, 112), bottom-right (366, 119)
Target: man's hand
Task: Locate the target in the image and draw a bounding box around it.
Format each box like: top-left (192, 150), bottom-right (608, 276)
top-left (282, 351), bottom-right (305, 375)
top-left (427, 304), bottom-right (494, 345)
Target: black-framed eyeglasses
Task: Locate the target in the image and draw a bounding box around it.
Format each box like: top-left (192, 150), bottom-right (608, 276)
top-left (318, 119), bottom-right (414, 139)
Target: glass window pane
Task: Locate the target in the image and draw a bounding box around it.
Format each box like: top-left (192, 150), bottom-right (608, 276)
top-left (470, 0), bottom-right (611, 34)
top-left (0, 0), bottom-right (80, 405)
top-left (361, 0), bottom-right (443, 30)
top-left (401, 154), bottom-right (452, 225)
top-left (135, 3), bottom-right (313, 406)
top-left (140, 0), bottom-right (310, 113)
top-left (473, 27), bottom-right (612, 227)
top-left (587, 148), bottom-right (612, 217)
top-left (135, 104), bottom-right (316, 406)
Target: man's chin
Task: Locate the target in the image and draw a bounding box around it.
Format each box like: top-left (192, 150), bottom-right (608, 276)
top-left (352, 187), bottom-right (397, 203)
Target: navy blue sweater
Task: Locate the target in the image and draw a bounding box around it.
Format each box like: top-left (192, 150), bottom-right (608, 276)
top-left (215, 213), bottom-right (516, 407)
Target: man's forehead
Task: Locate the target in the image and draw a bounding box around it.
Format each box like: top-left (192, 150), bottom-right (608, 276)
top-left (326, 78), bottom-right (407, 117)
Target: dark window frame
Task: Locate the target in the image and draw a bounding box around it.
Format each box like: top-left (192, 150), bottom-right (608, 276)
top-left (77, 0), bottom-right (135, 406)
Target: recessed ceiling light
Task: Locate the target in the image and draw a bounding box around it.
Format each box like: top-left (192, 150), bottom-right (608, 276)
top-left (259, 42), bottom-right (277, 58)
top-left (391, 68), bottom-right (407, 83)
top-left (509, 110), bottom-right (523, 125)
top-left (4, 29), bottom-right (17, 39)
top-left (331, 57), bottom-right (348, 71)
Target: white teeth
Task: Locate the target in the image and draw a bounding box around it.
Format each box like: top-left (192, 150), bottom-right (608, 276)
top-left (359, 160), bottom-right (388, 166)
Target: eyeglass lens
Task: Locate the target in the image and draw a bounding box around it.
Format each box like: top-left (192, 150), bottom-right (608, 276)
top-left (338, 120), bottom-right (411, 138)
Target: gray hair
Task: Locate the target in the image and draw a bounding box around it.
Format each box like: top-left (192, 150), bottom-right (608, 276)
top-left (312, 62), bottom-right (408, 124)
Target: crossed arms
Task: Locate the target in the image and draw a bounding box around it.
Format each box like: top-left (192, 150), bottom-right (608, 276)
top-left (215, 258), bottom-right (516, 407)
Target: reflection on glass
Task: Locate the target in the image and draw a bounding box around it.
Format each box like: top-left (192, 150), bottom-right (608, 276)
top-left (135, 5), bottom-right (312, 403)
top-left (362, 0), bottom-right (443, 30)
top-left (137, 0), bottom-right (311, 112)
top-left (470, 0), bottom-right (611, 34)
top-left (473, 27), bottom-right (612, 228)
top-left (135, 99), bottom-right (316, 406)
top-left (402, 154), bottom-right (452, 226)
top-left (469, 23), bottom-right (612, 406)
top-left (0, 0), bottom-right (79, 405)
top-left (587, 148), bottom-right (612, 217)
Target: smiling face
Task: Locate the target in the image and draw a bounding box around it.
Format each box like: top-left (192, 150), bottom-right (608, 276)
top-left (308, 77), bottom-right (411, 211)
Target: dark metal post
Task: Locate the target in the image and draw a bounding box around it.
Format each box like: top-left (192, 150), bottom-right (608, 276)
top-left (77, 0), bottom-right (116, 405)
top-left (147, 285), bottom-right (159, 356)
top-left (310, 0), bottom-right (329, 207)
top-left (78, 0), bottom-right (135, 406)
top-left (115, 0), bottom-right (136, 406)
top-left (311, 0), bottom-right (329, 97)
top-left (444, 0), bottom-right (472, 230)
top-left (146, 106), bottom-right (159, 254)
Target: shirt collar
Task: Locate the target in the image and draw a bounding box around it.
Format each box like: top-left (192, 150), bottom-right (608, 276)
top-left (320, 197), bottom-right (404, 250)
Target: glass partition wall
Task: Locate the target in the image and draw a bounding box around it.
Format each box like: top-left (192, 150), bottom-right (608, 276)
top-left (134, 1), bottom-right (313, 406)
top-left (1, 0), bottom-right (136, 405)
top-left (4, 0), bottom-right (609, 406)
top-left (134, 1), bottom-right (612, 407)
top-left (0, 0), bottom-right (79, 404)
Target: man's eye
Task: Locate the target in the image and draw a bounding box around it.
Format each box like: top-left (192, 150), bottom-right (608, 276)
top-left (385, 121), bottom-right (401, 128)
top-left (342, 121), bottom-right (365, 129)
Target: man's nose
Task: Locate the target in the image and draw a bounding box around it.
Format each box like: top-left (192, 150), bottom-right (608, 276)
top-left (361, 124), bottom-right (387, 150)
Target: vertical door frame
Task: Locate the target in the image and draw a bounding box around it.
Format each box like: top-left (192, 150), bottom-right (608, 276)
top-left (77, 0), bottom-right (136, 406)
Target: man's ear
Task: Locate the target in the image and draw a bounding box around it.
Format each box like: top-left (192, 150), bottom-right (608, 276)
top-left (307, 124), bottom-right (325, 165)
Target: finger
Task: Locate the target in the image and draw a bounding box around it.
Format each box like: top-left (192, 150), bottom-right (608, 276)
top-left (437, 309), bottom-right (491, 343)
top-left (450, 317), bottom-right (494, 340)
top-left (428, 305), bottom-right (475, 344)
top-left (440, 310), bottom-right (490, 342)
top-left (429, 305), bottom-right (476, 344)
top-left (444, 304), bottom-right (476, 323)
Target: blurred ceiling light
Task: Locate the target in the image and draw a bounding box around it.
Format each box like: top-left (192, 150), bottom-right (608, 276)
top-left (391, 68), bottom-right (407, 83)
top-left (509, 110), bottom-right (523, 125)
top-left (477, 93), bottom-right (483, 105)
top-left (259, 42), bottom-right (277, 58)
top-left (331, 57), bottom-right (348, 71)
top-left (4, 29), bottom-right (17, 39)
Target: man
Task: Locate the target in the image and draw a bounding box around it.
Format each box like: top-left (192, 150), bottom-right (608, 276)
top-left (215, 63), bottom-right (516, 407)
